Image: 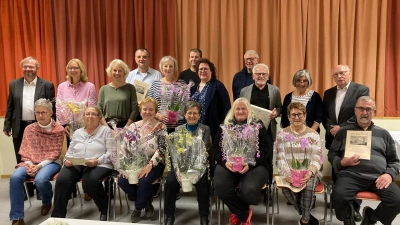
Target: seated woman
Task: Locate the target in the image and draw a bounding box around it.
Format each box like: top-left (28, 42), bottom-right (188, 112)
top-left (274, 102), bottom-right (323, 225)
top-left (117, 97), bottom-right (167, 223)
top-left (51, 106), bottom-right (114, 221)
top-left (9, 98), bottom-right (64, 225)
top-left (164, 101), bottom-right (211, 225)
top-left (213, 97), bottom-right (272, 225)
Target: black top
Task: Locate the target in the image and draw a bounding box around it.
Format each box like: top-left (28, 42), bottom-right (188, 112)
top-left (178, 68), bottom-right (200, 85)
top-left (250, 84), bottom-right (270, 110)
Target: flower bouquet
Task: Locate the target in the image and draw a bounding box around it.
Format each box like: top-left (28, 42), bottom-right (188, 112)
top-left (220, 123), bottom-right (261, 172)
top-left (56, 98), bottom-right (87, 138)
top-left (112, 124), bottom-right (150, 184)
top-left (166, 128), bottom-right (208, 192)
top-left (284, 133), bottom-right (312, 187)
top-left (159, 81), bottom-right (193, 124)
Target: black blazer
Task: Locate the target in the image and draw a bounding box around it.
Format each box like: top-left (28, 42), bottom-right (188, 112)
top-left (322, 82), bottom-right (369, 149)
top-left (191, 78), bottom-right (231, 140)
top-left (3, 77), bottom-right (55, 138)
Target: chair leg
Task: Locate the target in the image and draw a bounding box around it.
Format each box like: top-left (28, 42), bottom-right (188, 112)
top-left (217, 196), bottom-right (221, 225)
top-left (159, 178), bottom-right (163, 225)
top-left (271, 185), bottom-right (275, 225)
top-left (76, 183), bottom-right (83, 206)
top-left (266, 185), bottom-right (270, 225)
top-left (24, 182), bottom-right (32, 208)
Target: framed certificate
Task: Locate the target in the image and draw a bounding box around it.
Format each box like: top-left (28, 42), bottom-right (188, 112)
top-left (344, 130), bottom-right (372, 160)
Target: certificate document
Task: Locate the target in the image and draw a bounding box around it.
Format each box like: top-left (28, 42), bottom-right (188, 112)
top-left (65, 157), bottom-right (87, 166)
top-left (250, 104), bottom-right (272, 128)
top-left (344, 130), bottom-right (372, 160)
top-left (133, 80), bottom-right (149, 103)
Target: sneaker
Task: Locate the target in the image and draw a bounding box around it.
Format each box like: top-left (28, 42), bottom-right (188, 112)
top-left (229, 214), bottom-right (240, 225)
top-left (343, 204), bottom-right (356, 225)
top-left (131, 209), bottom-right (142, 223)
top-left (145, 198), bottom-right (154, 217)
top-left (360, 206), bottom-right (377, 225)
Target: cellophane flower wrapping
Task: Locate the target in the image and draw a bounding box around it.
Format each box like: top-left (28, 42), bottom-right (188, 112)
top-left (220, 123), bottom-right (261, 167)
top-left (56, 98), bottom-right (87, 137)
top-left (159, 81), bottom-right (194, 124)
top-left (166, 128), bottom-right (208, 185)
top-left (112, 123), bottom-right (150, 176)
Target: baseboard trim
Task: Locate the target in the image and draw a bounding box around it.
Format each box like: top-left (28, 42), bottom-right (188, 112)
top-left (1, 175), bottom-right (11, 179)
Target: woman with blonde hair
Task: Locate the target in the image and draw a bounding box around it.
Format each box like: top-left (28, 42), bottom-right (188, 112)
top-left (98, 59), bottom-right (139, 129)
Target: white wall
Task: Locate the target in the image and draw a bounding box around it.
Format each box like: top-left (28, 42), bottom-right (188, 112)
top-left (1, 117), bottom-right (399, 180)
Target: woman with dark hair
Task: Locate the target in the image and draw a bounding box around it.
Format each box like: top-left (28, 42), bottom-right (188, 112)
top-left (164, 101), bottom-right (211, 225)
top-left (191, 58), bottom-right (231, 139)
top-left (281, 69), bottom-right (323, 132)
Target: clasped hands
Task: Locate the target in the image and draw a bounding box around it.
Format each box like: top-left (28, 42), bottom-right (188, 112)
top-left (26, 164), bottom-right (41, 177)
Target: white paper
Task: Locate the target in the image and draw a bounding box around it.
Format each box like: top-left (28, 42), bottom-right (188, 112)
top-left (250, 104), bottom-right (272, 128)
top-left (65, 157), bottom-right (87, 166)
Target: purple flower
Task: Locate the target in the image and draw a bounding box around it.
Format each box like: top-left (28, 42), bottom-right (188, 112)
top-left (126, 131), bottom-right (138, 142)
top-left (242, 125), bottom-right (253, 139)
top-left (285, 133), bottom-right (295, 142)
top-left (299, 138), bottom-right (310, 150)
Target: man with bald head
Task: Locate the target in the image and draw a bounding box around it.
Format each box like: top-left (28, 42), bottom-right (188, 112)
top-left (322, 64), bottom-right (369, 221)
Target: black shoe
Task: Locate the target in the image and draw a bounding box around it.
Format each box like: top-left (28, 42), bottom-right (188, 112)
top-left (164, 214), bottom-right (175, 225)
top-left (131, 209), bottom-right (141, 223)
top-left (100, 212), bottom-right (107, 221)
top-left (312, 195), bottom-right (316, 209)
top-left (152, 183), bottom-right (160, 198)
top-left (360, 206), bottom-right (377, 225)
top-left (343, 204), bottom-right (356, 225)
top-left (36, 191), bottom-right (42, 200)
top-left (354, 209), bottom-right (362, 222)
top-left (200, 215), bottom-right (209, 225)
top-left (287, 201), bottom-right (293, 205)
top-left (308, 214), bottom-right (319, 225)
top-left (145, 197), bottom-right (154, 217)
top-left (176, 193), bottom-right (181, 200)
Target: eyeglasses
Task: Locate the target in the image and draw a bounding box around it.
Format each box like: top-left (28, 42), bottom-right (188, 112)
top-left (85, 112), bottom-right (99, 117)
top-left (254, 73), bottom-right (268, 77)
top-left (199, 68), bottom-right (210, 71)
top-left (34, 111), bottom-right (48, 116)
top-left (296, 79), bottom-right (309, 83)
top-left (244, 57), bottom-right (258, 62)
top-left (68, 67), bottom-right (80, 71)
top-left (332, 71), bottom-right (349, 78)
top-left (355, 107), bottom-right (374, 113)
top-left (289, 113), bottom-right (304, 118)
top-left (186, 112), bottom-right (199, 116)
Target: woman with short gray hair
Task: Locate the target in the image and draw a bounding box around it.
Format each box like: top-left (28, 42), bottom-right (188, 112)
top-left (281, 69), bottom-right (323, 133)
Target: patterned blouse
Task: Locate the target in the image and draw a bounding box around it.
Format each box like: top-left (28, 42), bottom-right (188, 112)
top-left (191, 82), bottom-right (210, 123)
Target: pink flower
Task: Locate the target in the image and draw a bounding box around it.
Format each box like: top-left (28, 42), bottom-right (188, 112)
top-left (285, 133), bottom-right (295, 142)
top-left (299, 137), bottom-right (310, 150)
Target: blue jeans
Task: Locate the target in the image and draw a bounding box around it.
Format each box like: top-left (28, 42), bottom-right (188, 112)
top-left (9, 162), bottom-right (61, 220)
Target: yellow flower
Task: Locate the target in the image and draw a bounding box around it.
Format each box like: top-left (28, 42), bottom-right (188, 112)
top-left (177, 147), bottom-right (184, 154)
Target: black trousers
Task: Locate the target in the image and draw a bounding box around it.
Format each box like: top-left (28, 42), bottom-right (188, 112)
top-left (332, 173), bottom-right (400, 224)
top-left (51, 166), bottom-right (114, 218)
top-left (214, 165), bottom-right (268, 222)
top-left (164, 169), bottom-right (210, 217)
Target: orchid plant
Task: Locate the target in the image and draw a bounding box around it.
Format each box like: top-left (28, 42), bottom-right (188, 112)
top-left (284, 133), bottom-right (312, 170)
top-left (56, 98), bottom-right (87, 137)
top-left (159, 81), bottom-right (193, 124)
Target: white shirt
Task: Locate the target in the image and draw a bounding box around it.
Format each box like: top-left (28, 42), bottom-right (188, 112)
top-left (335, 81), bottom-right (351, 122)
top-left (125, 67), bottom-right (162, 85)
top-left (22, 77), bottom-right (37, 121)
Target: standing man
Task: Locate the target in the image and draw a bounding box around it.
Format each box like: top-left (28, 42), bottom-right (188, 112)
top-left (3, 56), bottom-right (56, 199)
top-left (178, 48), bottom-right (202, 85)
top-left (239, 63), bottom-right (281, 203)
top-left (328, 96), bottom-right (400, 225)
top-left (232, 50), bottom-right (259, 100)
top-left (126, 48), bottom-right (162, 85)
top-left (322, 64), bottom-right (369, 221)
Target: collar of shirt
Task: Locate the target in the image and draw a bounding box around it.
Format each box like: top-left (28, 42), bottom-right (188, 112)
top-left (68, 81), bottom-right (83, 87)
top-left (336, 80), bottom-right (351, 90)
top-left (24, 76), bottom-right (37, 85)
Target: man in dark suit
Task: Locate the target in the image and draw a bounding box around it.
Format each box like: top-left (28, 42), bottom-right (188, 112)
top-left (3, 56), bottom-right (56, 199)
top-left (322, 64), bottom-right (369, 221)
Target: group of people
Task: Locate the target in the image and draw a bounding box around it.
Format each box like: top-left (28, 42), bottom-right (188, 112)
top-left (3, 48), bottom-right (399, 225)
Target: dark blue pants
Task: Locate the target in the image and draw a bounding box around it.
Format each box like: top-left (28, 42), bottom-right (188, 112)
top-left (118, 163), bottom-right (165, 210)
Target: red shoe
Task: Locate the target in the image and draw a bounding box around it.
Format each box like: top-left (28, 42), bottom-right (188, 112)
top-left (245, 208), bottom-right (253, 225)
top-left (229, 214), bottom-right (240, 225)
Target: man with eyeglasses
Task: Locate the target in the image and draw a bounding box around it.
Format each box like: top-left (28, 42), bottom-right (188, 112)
top-left (3, 56), bottom-right (55, 200)
top-left (328, 96), bottom-right (400, 225)
top-left (178, 48), bottom-right (202, 85)
top-left (239, 63), bottom-right (281, 206)
top-left (232, 50), bottom-right (271, 100)
top-left (322, 64), bottom-right (369, 221)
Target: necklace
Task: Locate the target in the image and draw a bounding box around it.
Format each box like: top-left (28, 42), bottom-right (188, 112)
top-left (290, 125), bottom-right (306, 134)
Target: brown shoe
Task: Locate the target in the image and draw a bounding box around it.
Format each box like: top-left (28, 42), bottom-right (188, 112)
top-left (84, 193), bottom-right (92, 201)
top-left (41, 202), bottom-right (52, 216)
top-left (12, 219), bottom-right (25, 225)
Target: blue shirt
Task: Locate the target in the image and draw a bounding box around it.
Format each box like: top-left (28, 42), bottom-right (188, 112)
top-left (126, 67), bottom-right (162, 85)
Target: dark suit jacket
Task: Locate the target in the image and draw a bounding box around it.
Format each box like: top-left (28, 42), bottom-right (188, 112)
top-left (3, 77), bottom-right (56, 138)
top-left (191, 78), bottom-right (231, 140)
top-left (322, 82), bottom-right (369, 149)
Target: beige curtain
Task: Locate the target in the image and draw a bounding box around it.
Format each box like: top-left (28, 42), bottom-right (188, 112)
top-left (175, 0), bottom-right (388, 116)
